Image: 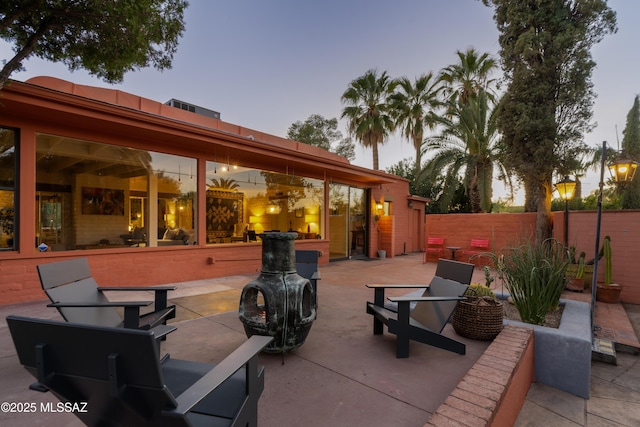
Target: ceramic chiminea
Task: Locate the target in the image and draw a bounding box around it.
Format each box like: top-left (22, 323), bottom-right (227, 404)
top-left (239, 232), bottom-right (316, 353)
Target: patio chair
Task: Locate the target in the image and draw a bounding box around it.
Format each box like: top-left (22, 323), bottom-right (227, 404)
top-left (463, 238), bottom-right (490, 262)
top-left (295, 249), bottom-right (321, 308)
top-left (366, 276), bottom-right (468, 358)
top-left (37, 257), bottom-right (176, 335)
top-left (423, 236), bottom-right (445, 263)
top-left (7, 315), bottom-right (273, 426)
top-left (382, 258), bottom-right (475, 313)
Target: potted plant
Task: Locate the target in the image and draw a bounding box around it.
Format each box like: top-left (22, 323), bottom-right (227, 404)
top-left (596, 235), bottom-right (622, 303)
top-left (565, 251), bottom-right (586, 292)
top-left (451, 266), bottom-right (503, 340)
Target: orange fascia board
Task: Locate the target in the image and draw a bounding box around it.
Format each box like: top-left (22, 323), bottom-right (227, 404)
top-left (25, 76), bottom-right (348, 165)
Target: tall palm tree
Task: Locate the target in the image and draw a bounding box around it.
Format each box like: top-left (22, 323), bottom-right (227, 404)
top-left (341, 69), bottom-right (396, 170)
top-left (390, 73), bottom-right (442, 174)
top-left (421, 92), bottom-right (510, 213)
top-left (439, 48), bottom-right (497, 106)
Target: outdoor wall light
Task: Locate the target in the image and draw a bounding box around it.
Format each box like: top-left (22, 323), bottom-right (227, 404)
top-left (376, 202), bottom-right (383, 211)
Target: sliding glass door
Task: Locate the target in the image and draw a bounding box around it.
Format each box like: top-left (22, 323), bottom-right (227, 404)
top-left (328, 184), bottom-right (367, 260)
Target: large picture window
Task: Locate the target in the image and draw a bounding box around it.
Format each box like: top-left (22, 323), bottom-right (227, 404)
top-left (35, 134), bottom-right (197, 250)
top-left (0, 127), bottom-right (16, 250)
top-left (205, 162), bottom-right (324, 243)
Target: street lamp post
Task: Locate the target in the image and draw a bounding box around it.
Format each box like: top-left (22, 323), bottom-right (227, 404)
top-left (555, 177), bottom-right (576, 250)
top-left (590, 141), bottom-right (639, 336)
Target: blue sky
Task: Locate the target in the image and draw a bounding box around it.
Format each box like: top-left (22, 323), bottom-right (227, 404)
top-left (2, 0), bottom-right (638, 200)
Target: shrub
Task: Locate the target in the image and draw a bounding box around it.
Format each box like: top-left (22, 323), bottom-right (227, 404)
top-left (489, 237), bottom-right (568, 326)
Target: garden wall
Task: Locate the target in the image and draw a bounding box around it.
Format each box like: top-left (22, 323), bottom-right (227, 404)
top-left (426, 211), bottom-right (640, 304)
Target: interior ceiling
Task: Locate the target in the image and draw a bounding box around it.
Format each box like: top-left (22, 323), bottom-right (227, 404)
top-left (36, 134), bottom-right (151, 179)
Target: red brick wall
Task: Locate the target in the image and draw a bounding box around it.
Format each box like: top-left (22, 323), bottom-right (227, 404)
top-left (0, 240), bottom-right (329, 305)
top-left (426, 325), bottom-right (534, 427)
top-left (371, 179), bottom-right (426, 257)
top-left (425, 213), bottom-right (537, 264)
top-left (426, 211), bottom-right (640, 304)
top-left (553, 210), bottom-right (640, 304)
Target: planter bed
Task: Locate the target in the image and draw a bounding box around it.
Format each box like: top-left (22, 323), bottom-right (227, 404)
top-left (497, 292), bottom-right (592, 398)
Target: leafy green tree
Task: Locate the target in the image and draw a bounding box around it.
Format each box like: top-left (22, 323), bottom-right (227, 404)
top-left (387, 157), bottom-right (438, 200)
top-left (422, 92), bottom-right (509, 213)
top-left (620, 95), bottom-right (640, 208)
top-left (0, 0), bottom-right (187, 90)
top-left (286, 114), bottom-right (356, 161)
top-left (333, 136), bottom-right (356, 161)
top-left (390, 73), bottom-right (442, 174)
top-left (483, 0), bottom-right (617, 244)
top-left (341, 69), bottom-right (397, 170)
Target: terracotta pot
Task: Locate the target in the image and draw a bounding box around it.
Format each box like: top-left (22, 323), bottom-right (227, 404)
top-left (596, 283), bottom-right (622, 304)
top-left (565, 277), bottom-right (585, 292)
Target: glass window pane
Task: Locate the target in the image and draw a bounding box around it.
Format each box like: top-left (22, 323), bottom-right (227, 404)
top-left (0, 127), bottom-right (16, 250)
top-left (205, 163), bottom-right (323, 243)
top-left (35, 134), bottom-right (197, 250)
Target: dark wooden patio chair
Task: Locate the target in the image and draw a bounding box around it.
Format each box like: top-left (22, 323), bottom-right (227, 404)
top-left (7, 315), bottom-right (273, 426)
top-left (295, 249), bottom-right (320, 308)
top-left (366, 276), bottom-right (469, 358)
top-left (37, 257), bottom-right (176, 336)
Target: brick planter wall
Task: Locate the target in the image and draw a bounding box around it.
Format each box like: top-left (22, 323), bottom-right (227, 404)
top-left (425, 325), bottom-right (534, 427)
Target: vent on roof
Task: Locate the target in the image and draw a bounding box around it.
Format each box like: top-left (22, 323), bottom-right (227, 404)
top-left (165, 99), bottom-right (220, 120)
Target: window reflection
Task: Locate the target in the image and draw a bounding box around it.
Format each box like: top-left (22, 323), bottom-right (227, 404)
top-left (0, 127), bottom-right (16, 250)
top-left (35, 134), bottom-right (196, 250)
top-left (205, 162), bottom-right (323, 243)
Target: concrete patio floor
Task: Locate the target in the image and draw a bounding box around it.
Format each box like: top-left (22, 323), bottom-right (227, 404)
top-left (1, 252), bottom-right (639, 426)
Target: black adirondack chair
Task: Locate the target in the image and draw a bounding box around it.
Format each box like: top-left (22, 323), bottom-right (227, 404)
top-left (7, 315), bottom-right (273, 427)
top-left (37, 257), bottom-right (176, 336)
top-left (381, 258), bottom-right (474, 313)
top-left (366, 276), bottom-right (469, 358)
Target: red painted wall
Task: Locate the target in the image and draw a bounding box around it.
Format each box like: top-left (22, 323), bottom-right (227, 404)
top-left (0, 240), bottom-right (330, 305)
top-left (426, 211), bottom-right (640, 304)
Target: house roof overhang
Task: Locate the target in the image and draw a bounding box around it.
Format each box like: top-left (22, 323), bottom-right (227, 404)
top-left (1, 78), bottom-right (397, 186)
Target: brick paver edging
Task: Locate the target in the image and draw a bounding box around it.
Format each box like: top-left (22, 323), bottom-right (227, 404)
top-left (425, 324), bottom-right (535, 427)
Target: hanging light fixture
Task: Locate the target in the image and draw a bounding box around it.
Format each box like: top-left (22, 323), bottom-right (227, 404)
top-left (608, 155), bottom-right (639, 184)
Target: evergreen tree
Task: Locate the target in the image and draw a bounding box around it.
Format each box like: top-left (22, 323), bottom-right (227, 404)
top-left (483, 0), bottom-right (617, 244)
top-left (620, 95), bottom-right (640, 208)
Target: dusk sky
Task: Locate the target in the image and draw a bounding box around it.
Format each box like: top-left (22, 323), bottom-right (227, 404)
top-left (2, 0), bottom-right (638, 201)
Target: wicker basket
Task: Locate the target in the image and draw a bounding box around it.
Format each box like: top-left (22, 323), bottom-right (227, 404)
top-left (452, 296), bottom-right (503, 341)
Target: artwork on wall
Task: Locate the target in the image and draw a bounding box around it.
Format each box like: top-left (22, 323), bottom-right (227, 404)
top-left (81, 187), bottom-right (125, 215)
top-left (206, 190), bottom-right (244, 238)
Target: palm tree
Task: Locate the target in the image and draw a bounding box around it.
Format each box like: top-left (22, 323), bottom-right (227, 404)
top-left (208, 177), bottom-right (239, 190)
top-left (421, 92), bottom-right (510, 213)
top-left (390, 73), bottom-right (442, 174)
top-left (439, 48), bottom-right (497, 106)
top-left (341, 69), bottom-right (396, 170)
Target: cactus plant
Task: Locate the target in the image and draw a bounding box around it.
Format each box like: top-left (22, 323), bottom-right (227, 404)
top-left (576, 252), bottom-right (585, 279)
top-left (465, 283), bottom-right (496, 299)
